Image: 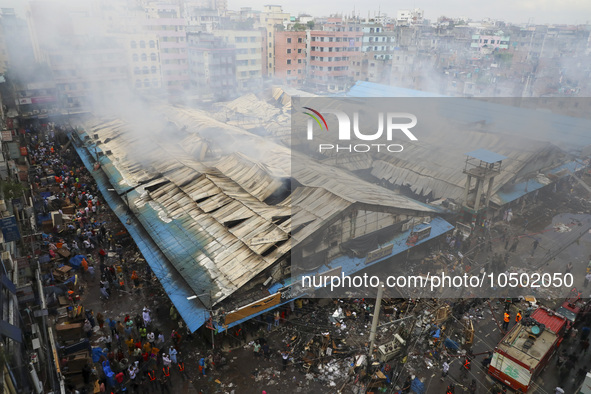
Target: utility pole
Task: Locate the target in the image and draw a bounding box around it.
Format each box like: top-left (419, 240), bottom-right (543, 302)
top-left (368, 282), bottom-right (385, 365)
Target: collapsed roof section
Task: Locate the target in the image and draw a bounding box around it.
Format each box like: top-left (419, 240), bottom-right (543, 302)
top-left (216, 84), bottom-right (573, 207)
top-left (78, 104), bottom-right (434, 312)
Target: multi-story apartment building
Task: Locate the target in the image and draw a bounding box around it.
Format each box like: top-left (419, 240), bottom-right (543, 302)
top-left (143, 3), bottom-right (188, 93)
top-left (123, 34), bottom-right (162, 91)
top-left (185, 4), bottom-right (222, 33)
top-left (213, 29), bottom-right (263, 91)
top-left (47, 40), bottom-right (128, 111)
top-left (361, 24), bottom-right (395, 60)
top-left (349, 24), bottom-right (395, 84)
top-left (260, 5), bottom-right (290, 76)
top-left (396, 9), bottom-right (424, 26)
top-left (273, 31), bottom-right (306, 86)
top-left (187, 32), bottom-right (236, 101)
top-left (27, 1), bottom-right (128, 112)
top-left (308, 18), bottom-right (362, 92)
top-left (0, 19), bottom-right (6, 74)
top-left (0, 8), bottom-right (35, 78)
top-left (471, 31), bottom-right (510, 54)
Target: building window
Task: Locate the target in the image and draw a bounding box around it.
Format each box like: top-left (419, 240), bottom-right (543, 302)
top-left (134, 67), bottom-right (140, 75)
top-left (250, 36), bottom-right (256, 42)
top-left (132, 54), bottom-right (139, 62)
top-left (149, 40), bottom-right (156, 48)
top-left (298, 38), bottom-right (302, 43)
top-left (298, 59), bottom-right (302, 63)
top-left (298, 69), bottom-right (301, 74)
top-left (151, 66), bottom-right (157, 74)
top-left (151, 53), bottom-right (157, 61)
top-left (142, 66), bottom-right (149, 74)
top-left (269, 63), bottom-right (272, 68)
top-left (135, 79), bottom-right (141, 88)
top-left (287, 38), bottom-right (292, 43)
top-left (144, 79), bottom-right (150, 87)
top-left (140, 40), bottom-right (146, 48)
top-left (298, 49), bottom-right (302, 54)
top-left (141, 53), bottom-right (147, 61)
top-left (287, 70), bottom-right (291, 74)
top-left (287, 59), bottom-right (291, 64)
top-left (287, 49), bottom-right (291, 54)
top-left (130, 41), bottom-right (137, 48)
top-left (152, 79), bottom-right (159, 87)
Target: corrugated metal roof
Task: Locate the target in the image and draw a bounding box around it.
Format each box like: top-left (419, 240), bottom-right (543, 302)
top-left (346, 81), bottom-right (591, 153)
top-left (531, 307), bottom-right (567, 334)
top-left (72, 133), bottom-right (209, 333)
top-left (346, 81), bottom-right (443, 98)
top-left (76, 104), bottom-right (434, 323)
top-left (369, 135), bottom-right (564, 203)
top-left (466, 148), bottom-right (508, 163)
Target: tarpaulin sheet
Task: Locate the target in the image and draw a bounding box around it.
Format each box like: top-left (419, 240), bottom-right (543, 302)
top-left (69, 255), bottom-right (86, 269)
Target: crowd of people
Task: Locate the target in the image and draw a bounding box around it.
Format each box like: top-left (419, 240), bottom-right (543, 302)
top-left (25, 123), bottom-right (202, 393)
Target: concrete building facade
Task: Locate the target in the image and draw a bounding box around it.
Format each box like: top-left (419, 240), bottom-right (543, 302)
top-left (187, 31), bottom-right (236, 101)
top-left (308, 19), bottom-right (362, 92)
top-left (471, 32), bottom-right (510, 53)
top-left (143, 3), bottom-right (189, 93)
top-left (273, 31), bottom-right (306, 86)
top-left (260, 5), bottom-right (290, 77)
top-left (213, 29), bottom-right (263, 91)
top-left (123, 34), bottom-right (162, 91)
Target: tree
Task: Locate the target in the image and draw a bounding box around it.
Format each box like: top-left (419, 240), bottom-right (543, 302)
top-left (306, 21), bottom-right (315, 29)
top-left (292, 23), bottom-right (306, 31)
top-left (2, 180), bottom-right (26, 200)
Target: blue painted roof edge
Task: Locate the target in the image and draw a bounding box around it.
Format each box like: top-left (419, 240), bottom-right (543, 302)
top-left (71, 134), bottom-right (209, 332)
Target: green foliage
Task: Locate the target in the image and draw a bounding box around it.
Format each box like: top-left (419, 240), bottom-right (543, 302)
top-left (307, 21), bottom-right (315, 29)
top-left (2, 180), bottom-right (26, 200)
top-left (292, 23), bottom-right (306, 31)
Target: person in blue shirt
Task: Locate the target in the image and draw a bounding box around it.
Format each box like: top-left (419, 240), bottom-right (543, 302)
top-left (199, 357), bottom-right (207, 376)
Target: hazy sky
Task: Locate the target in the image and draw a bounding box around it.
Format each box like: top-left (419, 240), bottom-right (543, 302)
top-left (231, 0), bottom-right (591, 25)
top-left (1, 0), bottom-right (590, 25)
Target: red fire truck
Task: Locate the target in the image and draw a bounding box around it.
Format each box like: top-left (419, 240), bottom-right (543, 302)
top-left (555, 289), bottom-right (591, 328)
top-left (488, 306), bottom-right (568, 392)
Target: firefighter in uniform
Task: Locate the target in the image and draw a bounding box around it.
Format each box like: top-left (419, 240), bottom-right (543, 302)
top-left (147, 369), bottom-right (158, 393)
top-left (162, 365), bottom-right (171, 379)
top-left (177, 360), bottom-right (187, 381)
top-left (503, 312), bottom-right (510, 331)
top-left (460, 357), bottom-right (471, 380)
top-left (160, 367), bottom-right (172, 394)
